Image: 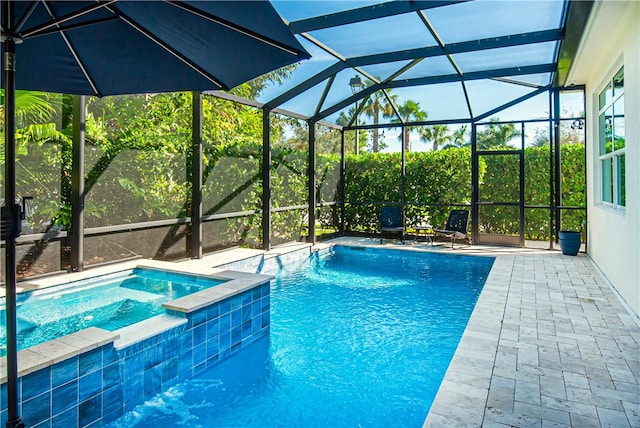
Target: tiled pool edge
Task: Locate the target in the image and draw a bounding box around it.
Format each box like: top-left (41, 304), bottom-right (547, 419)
top-left (0, 262), bottom-right (272, 427)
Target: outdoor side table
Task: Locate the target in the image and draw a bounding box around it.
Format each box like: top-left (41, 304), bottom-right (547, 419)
top-left (414, 224), bottom-right (434, 245)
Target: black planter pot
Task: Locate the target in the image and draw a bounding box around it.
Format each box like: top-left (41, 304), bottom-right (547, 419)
top-left (558, 230), bottom-right (581, 256)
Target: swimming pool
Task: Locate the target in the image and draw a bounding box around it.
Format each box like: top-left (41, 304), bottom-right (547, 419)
top-left (0, 267), bottom-right (225, 356)
top-left (109, 246), bottom-right (495, 427)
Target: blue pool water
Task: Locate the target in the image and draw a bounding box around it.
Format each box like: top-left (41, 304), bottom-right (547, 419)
top-left (110, 247), bottom-right (494, 427)
top-left (0, 268), bottom-right (225, 356)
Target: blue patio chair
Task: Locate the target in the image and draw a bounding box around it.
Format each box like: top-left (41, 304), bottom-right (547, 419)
top-left (434, 210), bottom-right (470, 248)
top-left (380, 207), bottom-right (405, 244)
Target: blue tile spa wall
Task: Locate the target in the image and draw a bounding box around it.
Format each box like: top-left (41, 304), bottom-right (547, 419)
top-left (1, 281), bottom-right (270, 427)
top-left (0, 343), bottom-right (121, 427)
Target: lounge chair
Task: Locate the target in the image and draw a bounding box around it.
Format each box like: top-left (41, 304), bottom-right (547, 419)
top-left (434, 209), bottom-right (470, 248)
top-left (380, 206), bottom-right (405, 244)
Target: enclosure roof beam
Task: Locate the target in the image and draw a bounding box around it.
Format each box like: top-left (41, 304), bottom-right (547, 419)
top-left (265, 28), bottom-right (562, 111)
top-left (319, 85), bottom-right (378, 125)
top-left (315, 74), bottom-right (335, 117)
top-left (474, 85), bottom-right (550, 122)
top-left (492, 77), bottom-right (545, 89)
top-left (388, 63), bottom-right (555, 88)
top-left (288, 0), bottom-right (469, 33)
top-left (313, 63), bottom-right (556, 122)
top-left (263, 27), bottom-right (387, 110)
top-left (415, 9), bottom-right (474, 120)
top-left (263, 62), bottom-right (346, 111)
top-left (346, 28), bottom-right (564, 68)
top-left (205, 90), bottom-right (342, 129)
top-left (344, 117), bottom-right (470, 131)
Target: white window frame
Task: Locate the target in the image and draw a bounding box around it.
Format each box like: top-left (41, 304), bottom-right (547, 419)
top-left (597, 66), bottom-right (625, 209)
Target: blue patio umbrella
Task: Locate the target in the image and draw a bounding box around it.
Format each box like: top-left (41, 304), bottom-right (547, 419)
top-left (1, 1), bottom-right (309, 426)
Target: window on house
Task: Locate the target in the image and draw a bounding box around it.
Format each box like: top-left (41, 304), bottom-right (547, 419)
top-left (598, 67), bottom-right (625, 207)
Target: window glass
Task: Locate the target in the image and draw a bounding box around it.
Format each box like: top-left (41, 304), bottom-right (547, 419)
top-left (604, 106), bottom-right (613, 153)
top-left (597, 66), bottom-right (625, 208)
top-left (613, 67), bottom-right (624, 96)
top-left (598, 109), bottom-right (613, 155)
top-left (617, 154), bottom-right (625, 207)
top-left (613, 95), bottom-right (625, 150)
top-left (599, 81), bottom-right (612, 109)
top-left (601, 158), bottom-right (613, 204)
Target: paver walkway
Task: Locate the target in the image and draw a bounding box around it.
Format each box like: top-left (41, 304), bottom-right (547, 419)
top-left (423, 252), bottom-right (640, 427)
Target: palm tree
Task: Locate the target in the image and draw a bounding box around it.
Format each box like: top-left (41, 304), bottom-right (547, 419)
top-left (393, 99), bottom-right (427, 152)
top-left (0, 90), bottom-right (56, 129)
top-left (442, 125), bottom-right (469, 150)
top-left (420, 124), bottom-right (452, 151)
top-left (476, 119), bottom-right (521, 150)
top-left (361, 84), bottom-right (397, 153)
top-left (0, 90), bottom-right (67, 165)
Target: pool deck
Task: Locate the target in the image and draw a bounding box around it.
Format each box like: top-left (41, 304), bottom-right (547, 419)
top-left (8, 238), bottom-right (638, 426)
top-left (321, 237), bottom-right (639, 428)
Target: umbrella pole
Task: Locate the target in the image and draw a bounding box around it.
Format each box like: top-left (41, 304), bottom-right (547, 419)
top-left (3, 7), bottom-right (25, 426)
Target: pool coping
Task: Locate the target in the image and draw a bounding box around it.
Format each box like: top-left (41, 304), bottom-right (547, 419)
top-left (424, 253), bottom-right (514, 426)
top-left (0, 258), bottom-right (273, 383)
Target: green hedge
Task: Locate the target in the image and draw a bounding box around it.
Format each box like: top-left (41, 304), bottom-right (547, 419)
top-left (331, 145), bottom-right (585, 241)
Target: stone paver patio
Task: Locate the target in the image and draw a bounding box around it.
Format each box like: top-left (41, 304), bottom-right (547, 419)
top-left (426, 251), bottom-right (639, 428)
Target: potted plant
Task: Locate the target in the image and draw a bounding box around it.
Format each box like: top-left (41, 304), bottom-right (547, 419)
top-left (558, 222), bottom-right (584, 256)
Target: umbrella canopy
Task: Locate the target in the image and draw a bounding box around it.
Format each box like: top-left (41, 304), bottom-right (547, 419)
top-left (1, 0), bottom-right (309, 94)
top-left (1, 2), bottom-right (308, 427)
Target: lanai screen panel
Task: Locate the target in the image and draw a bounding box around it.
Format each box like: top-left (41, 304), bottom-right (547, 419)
top-left (315, 124), bottom-right (342, 237)
top-left (3, 94), bottom-right (68, 278)
top-left (270, 114), bottom-right (309, 245)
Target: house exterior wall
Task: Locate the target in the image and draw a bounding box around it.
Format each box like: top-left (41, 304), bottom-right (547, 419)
top-left (568, 0), bottom-right (640, 317)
